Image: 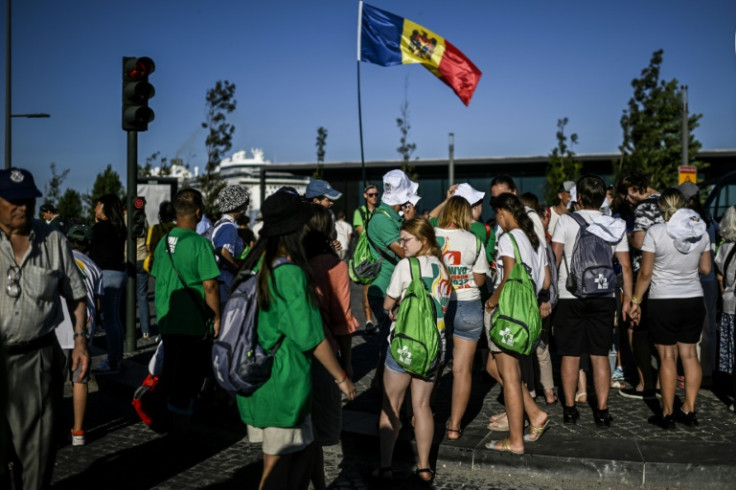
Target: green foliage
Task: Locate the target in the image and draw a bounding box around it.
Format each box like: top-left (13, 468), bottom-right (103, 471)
top-left (396, 93), bottom-right (418, 181)
top-left (139, 151), bottom-right (170, 177)
top-left (43, 163), bottom-right (70, 206)
top-left (57, 188), bottom-right (84, 224)
top-left (618, 49), bottom-right (705, 190)
top-left (314, 126), bottom-right (328, 178)
top-left (199, 80), bottom-right (237, 219)
top-left (545, 118), bottom-right (581, 204)
top-left (85, 164), bottom-right (124, 222)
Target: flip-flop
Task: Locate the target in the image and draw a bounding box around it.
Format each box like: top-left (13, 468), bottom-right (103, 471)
top-left (523, 416), bottom-right (550, 442)
top-left (575, 392), bottom-right (587, 404)
top-left (487, 414), bottom-right (509, 431)
top-left (484, 437), bottom-right (524, 455)
top-left (490, 412), bottom-right (506, 422)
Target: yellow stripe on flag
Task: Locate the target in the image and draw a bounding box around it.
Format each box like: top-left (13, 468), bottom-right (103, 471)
top-left (400, 19), bottom-right (445, 78)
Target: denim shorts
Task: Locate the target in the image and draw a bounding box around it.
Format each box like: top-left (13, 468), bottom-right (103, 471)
top-left (384, 347), bottom-right (440, 379)
top-left (446, 299), bottom-right (484, 342)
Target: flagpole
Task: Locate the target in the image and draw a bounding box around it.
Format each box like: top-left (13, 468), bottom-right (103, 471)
top-left (356, 1), bottom-right (367, 190)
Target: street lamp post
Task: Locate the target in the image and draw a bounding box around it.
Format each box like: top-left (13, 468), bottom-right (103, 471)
top-left (5, 0), bottom-right (12, 169)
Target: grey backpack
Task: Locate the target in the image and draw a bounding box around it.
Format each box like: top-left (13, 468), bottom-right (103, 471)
top-left (211, 266), bottom-right (284, 397)
top-left (563, 213), bottom-right (617, 298)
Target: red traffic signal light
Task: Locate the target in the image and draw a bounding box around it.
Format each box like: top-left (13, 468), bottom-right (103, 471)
top-left (122, 56), bottom-right (155, 132)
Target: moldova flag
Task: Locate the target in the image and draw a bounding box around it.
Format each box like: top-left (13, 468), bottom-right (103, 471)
top-left (358, 2), bottom-right (482, 106)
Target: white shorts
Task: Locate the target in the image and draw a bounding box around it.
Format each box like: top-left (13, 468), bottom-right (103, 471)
top-left (247, 416), bottom-right (314, 456)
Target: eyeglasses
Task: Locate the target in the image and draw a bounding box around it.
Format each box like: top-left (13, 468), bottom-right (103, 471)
top-left (399, 236), bottom-right (417, 245)
top-left (6, 266), bottom-right (21, 298)
top-left (366, 193), bottom-right (378, 197)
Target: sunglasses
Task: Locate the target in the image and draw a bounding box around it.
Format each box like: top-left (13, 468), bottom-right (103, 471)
top-left (366, 193), bottom-right (378, 197)
top-left (6, 266), bottom-right (20, 298)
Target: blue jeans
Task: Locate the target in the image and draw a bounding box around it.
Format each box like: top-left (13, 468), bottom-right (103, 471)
top-left (101, 269), bottom-right (127, 366)
top-left (136, 260), bottom-right (151, 335)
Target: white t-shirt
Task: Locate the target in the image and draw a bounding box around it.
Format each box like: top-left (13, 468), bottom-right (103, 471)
top-left (334, 220), bottom-right (353, 260)
top-left (641, 222), bottom-right (709, 299)
top-left (715, 241), bottom-right (736, 313)
top-left (434, 228), bottom-right (489, 301)
top-left (493, 206), bottom-right (547, 288)
top-left (55, 251), bottom-right (104, 348)
top-left (547, 207), bottom-right (563, 237)
top-left (552, 210), bottom-right (629, 300)
top-left (495, 229), bottom-right (547, 295)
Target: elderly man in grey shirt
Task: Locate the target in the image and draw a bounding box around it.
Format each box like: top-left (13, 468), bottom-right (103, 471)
top-left (0, 167), bottom-right (88, 490)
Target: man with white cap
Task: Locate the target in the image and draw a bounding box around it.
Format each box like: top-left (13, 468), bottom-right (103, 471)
top-left (365, 170), bottom-right (414, 387)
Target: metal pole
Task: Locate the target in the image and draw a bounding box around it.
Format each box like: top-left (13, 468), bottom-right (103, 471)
top-left (681, 85), bottom-right (688, 167)
top-left (125, 131), bottom-right (137, 353)
top-left (448, 132), bottom-right (455, 187)
top-left (5, 0), bottom-right (12, 169)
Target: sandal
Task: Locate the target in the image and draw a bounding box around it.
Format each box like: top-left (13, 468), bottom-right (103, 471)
top-left (484, 437), bottom-right (524, 455)
top-left (523, 416), bottom-right (550, 442)
top-left (446, 425), bottom-right (463, 441)
top-left (610, 380), bottom-right (627, 389)
top-left (487, 413), bottom-right (509, 431)
top-left (415, 467), bottom-right (435, 483)
top-left (575, 392), bottom-right (587, 404)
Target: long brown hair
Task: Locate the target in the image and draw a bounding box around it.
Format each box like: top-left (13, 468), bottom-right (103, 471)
top-left (400, 218), bottom-right (449, 277)
top-left (490, 193), bottom-right (540, 251)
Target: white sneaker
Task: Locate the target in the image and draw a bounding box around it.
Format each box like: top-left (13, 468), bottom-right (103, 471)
top-left (71, 430), bottom-right (86, 446)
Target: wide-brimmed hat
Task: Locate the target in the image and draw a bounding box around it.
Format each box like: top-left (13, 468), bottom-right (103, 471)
top-left (260, 189), bottom-right (314, 237)
top-left (0, 168), bottom-right (42, 201)
top-left (67, 224), bottom-right (93, 243)
top-left (218, 185), bottom-right (250, 213)
top-left (305, 179), bottom-right (342, 200)
top-left (382, 170), bottom-right (413, 206)
top-left (454, 183), bottom-right (484, 206)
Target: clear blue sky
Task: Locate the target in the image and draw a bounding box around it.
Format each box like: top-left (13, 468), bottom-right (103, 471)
top-left (2, 0), bottom-right (735, 197)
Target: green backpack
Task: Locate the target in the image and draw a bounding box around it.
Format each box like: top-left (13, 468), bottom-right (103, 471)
top-left (389, 257), bottom-right (440, 378)
top-left (349, 208), bottom-right (394, 284)
top-left (490, 233), bottom-right (541, 355)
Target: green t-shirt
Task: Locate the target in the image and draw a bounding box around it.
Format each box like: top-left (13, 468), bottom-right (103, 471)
top-left (237, 264), bottom-right (324, 428)
top-left (352, 205), bottom-right (373, 231)
top-left (366, 203), bottom-right (403, 298)
top-left (151, 227), bottom-right (220, 336)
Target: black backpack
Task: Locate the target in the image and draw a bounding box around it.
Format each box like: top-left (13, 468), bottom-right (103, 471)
top-left (563, 213), bottom-right (617, 298)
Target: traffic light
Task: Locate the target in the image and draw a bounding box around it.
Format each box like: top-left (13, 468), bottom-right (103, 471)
top-left (132, 196), bottom-right (147, 237)
top-left (122, 57), bottom-right (155, 132)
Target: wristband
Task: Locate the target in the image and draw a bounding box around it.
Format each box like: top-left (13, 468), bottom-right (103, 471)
top-left (73, 332), bottom-right (87, 339)
top-left (335, 370), bottom-right (348, 384)
top-left (538, 288), bottom-right (551, 303)
top-left (632, 296), bottom-right (642, 305)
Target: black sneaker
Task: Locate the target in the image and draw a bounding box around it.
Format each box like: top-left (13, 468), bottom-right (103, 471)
top-left (364, 321), bottom-right (377, 335)
top-left (648, 413), bottom-right (676, 430)
top-left (674, 409), bottom-right (699, 427)
top-left (594, 409), bottom-right (613, 428)
top-left (563, 405), bottom-right (580, 424)
top-left (619, 388), bottom-right (656, 400)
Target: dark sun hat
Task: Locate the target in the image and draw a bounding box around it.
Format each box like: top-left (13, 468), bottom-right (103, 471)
top-left (260, 188), bottom-right (314, 237)
top-left (0, 167), bottom-right (42, 201)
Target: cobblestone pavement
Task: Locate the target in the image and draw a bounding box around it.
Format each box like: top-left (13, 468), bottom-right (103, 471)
top-left (49, 278), bottom-right (736, 489)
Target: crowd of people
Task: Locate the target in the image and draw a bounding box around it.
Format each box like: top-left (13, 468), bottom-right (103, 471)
top-left (1, 164), bottom-right (735, 489)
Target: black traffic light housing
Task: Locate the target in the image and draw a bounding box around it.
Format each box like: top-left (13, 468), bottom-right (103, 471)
top-left (132, 196), bottom-right (147, 237)
top-left (122, 57), bottom-right (155, 132)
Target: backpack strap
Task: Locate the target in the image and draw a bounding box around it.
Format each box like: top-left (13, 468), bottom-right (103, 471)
top-left (562, 212), bottom-right (587, 275)
top-left (408, 257), bottom-right (430, 294)
top-left (366, 208), bottom-right (399, 266)
top-left (722, 243), bottom-right (736, 288)
top-left (506, 232), bottom-right (524, 267)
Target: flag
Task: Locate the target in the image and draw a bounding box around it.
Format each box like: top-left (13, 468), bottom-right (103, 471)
top-left (358, 2), bottom-right (482, 106)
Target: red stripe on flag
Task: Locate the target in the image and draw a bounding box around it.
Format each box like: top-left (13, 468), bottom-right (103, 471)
top-left (437, 41), bottom-right (482, 106)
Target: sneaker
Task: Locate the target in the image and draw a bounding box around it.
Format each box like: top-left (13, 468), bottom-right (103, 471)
top-left (594, 409), bottom-right (613, 428)
top-left (563, 405), bottom-right (580, 424)
top-left (93, 359), bottom-right (120, 374)
top-left (142, 332), bottom-right (150, 339)
top-left (674, 409), bottom-right (699, 427)
top-left (611, 367), bottom-right (625, 381)
top-left (619, 388), bottom-right (656, 400)
top-left (648, 414), bottom-right (676, 430)
top-left (364, 321), bottom-right (377, 335)
top-left (71, 430), bottom-right (86, 446)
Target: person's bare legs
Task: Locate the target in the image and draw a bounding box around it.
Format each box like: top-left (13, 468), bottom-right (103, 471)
top-left (485, 351), bottom-right (506, 426)
top-left (491, 352), bottom-right (524, 452)
top-left (678, 342), bottom-right (701, 413)
top-left (560, 356), bottom-right (580, 407)
top-left (410, 376), bottom-right (436, 473)
top-left (72, 382), bottom-right (87, 433)
top-left (656, 344), bottom-right (678, 416)
top-left (448, 337), bottom-right (478, 436)
top-left (536, 342), bottom-right (556, 403)
top-left (590, 355), bottom-right (611, 410)
top-left (576, 369), bottom-right (587, 402)
top-left (378, 368), bottom-right (411, 469)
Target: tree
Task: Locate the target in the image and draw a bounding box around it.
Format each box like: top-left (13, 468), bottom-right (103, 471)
top-left (544, 118), bottom-right (581, 204)
top-left (57, 188), bottom-right (84, 224)
top-left (618, 49), bottom-right (704, 190)
top-left (396, 80), bottom-right (418, 180)
top-left (199, 80), bottom-right (237, 218)
top-left (85, 164), bottom-right (125, 222)
top-left (313, 126), bottom-right (328, 178)
top-left (139, 151), bottom-right (169, 177)
top-left (43, 163), bottom-right (70, 206)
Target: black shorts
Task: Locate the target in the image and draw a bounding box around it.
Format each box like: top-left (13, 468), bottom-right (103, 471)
top-left (553, 298), bottom-right (615, 357)
top-left (647, 297), bottom-right (705, 345)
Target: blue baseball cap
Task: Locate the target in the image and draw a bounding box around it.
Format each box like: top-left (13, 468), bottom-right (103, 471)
top-left (0, 168), bottom-right (42, 201)
top-left (305, 179), bottom-right (342, 200)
